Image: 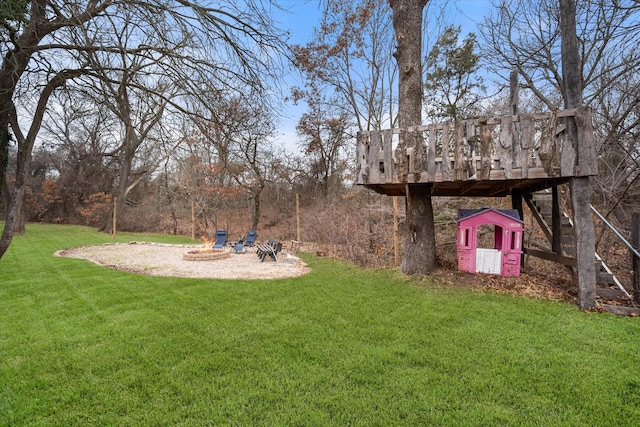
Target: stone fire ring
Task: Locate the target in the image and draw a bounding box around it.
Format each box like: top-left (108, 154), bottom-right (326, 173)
top-left (183, 248), bottom-right (231, 261)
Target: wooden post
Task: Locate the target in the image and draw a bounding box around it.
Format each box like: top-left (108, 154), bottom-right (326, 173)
top-left (393, 196), bottom-right (399, 267)
top-left (511, 189), bottom-right (524, 267)
top-left (551, 186), bottom-right (562, 254)
top-left (112, 196), bottom-right (117, 239)
top-left (570, 177), bottom-right (596, 310)
top-left (510, 70), bottom-right (521, 172)
top-left (632, 212), bottom-right (640, 304)
top-left (191, 200), bottom-right (195, 240)
top-left (296, 193), bottom-right (301, 242)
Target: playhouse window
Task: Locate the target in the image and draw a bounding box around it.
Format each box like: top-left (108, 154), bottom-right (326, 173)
top-left (511, 232), bottom-right (520, 250)
top-left (459, 228), bottom-right (468, 247)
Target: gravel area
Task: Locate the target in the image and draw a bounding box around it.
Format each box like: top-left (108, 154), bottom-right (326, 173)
top-left (56, 242), bottom-right (310, 280)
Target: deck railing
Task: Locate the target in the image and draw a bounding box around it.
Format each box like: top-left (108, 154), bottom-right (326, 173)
top-left (356, 107), bottom-right (597, 186)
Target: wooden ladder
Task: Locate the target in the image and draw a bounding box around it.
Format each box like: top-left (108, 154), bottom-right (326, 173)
top-left (526, 191), bottom-right (635, 307)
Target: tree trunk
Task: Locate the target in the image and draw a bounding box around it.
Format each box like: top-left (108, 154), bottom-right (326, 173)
top-left (248, 182), bottom-right (264, 231)
top-left (114, 147), bottom-right (133, 231)
top-left (2, 181), bottom-right (8, 220)
top-left (401, 184), bottom-right (436, 274)
top-left (390, 0), bottom-right (436, 274)
top-left (249, 193), bottom-right (259, 231)
top-left (560, 0), bottom-right (596, 310)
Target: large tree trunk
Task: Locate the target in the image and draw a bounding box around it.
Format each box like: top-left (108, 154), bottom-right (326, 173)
top-left (248, 183), bottom-right (264, 231)
top-left (560, 0), bottom-right (596, 309)
top-left (390, 0), bottom-right (436, 274)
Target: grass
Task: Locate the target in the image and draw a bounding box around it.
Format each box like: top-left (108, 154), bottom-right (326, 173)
top-left (1, 223), bottom-right (640, 426)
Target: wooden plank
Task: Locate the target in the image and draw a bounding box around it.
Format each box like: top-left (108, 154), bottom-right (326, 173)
top-left (440, 123), bottom-right (452, 181)
top-left (411, 128), bottom-right (424, 176)
top-left (523, 247), bottom-right (576, 267)
top-left (427, 125), bottom-right (436, 181)
top-left (571, 176), bottom-right (596, 310)
top-left (368, 131), bottom-right (381, 183)
top-left (552, 186), bottom-right (563, 255)
top-left (539, 112), bottom-right (558, 176)
top-left (561, 117), bottom-right (577, 176)
top-left (511, 110), bottom-right (522, 176)
top-left (526, 168), bottom-right (550, 179)
top-left (574, 106), bottom-right (597, 176)
top-left (596, 273), bottom-right (616, 286)
top-left (383, 128), bottom-right (393, 183)
top-left (480, 120), bottom-right (491, 180)
top-left (466, 120), bottom-right (477, 178)
top-left (393, 109), bottom-right (579, 134)
top-left (454, 120), bottom-right (465, 181)
top-left (599, 304), bottom-right (640, 316)
top-left (520, 113), bottom-right (534, 178)
top-left (524, 194), bottom-right (554, 244)
top-left (356, 132), bottom-right (369, 184)
top-left (499, 116), bottom-right (513, 179)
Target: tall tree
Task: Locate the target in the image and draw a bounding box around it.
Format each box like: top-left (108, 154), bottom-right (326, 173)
top-left (560, 0), bottom-right (596, 309)
top-left (424, 25), bottom-right (484, 121)
top-left (389, 0), bottom-right (436, 275)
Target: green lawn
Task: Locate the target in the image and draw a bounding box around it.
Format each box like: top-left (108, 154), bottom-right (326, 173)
top-left (1, 224), bottom-right (639, 426)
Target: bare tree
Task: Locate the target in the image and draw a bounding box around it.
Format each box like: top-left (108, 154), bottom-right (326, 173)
top-left (0, 0), bottom-right (288, 259)
top-left (296, 100), bottom-right (352, 198)
top-left (294, 0), bottom-right (398, 133)
top-left (40, 92), bottom-right (119, 222)
top-left (224, 95), bottom-right (277, 230)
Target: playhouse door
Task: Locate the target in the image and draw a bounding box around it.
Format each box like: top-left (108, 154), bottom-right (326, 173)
top-left (475, 248), bottom-right (501, 274)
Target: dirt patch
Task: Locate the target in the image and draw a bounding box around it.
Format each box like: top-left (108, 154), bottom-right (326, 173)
top-left (56, 242), bottom-right (310, 280)
top-left (430, 255), bottom-right (578, 302)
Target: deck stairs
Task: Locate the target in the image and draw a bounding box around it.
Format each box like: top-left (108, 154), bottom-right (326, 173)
top-left (528, 191), bottom-right (636, 308)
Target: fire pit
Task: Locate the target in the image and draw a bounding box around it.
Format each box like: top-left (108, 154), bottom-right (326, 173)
top-left (183, 248), bottom-right (231, 261)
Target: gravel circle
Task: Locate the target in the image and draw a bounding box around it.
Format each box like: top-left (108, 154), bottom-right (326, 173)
top-left (55, 242), bottom-right (310, 280)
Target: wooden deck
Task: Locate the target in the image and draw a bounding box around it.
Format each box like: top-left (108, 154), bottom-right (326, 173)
top-left (356, 107), bottom-right (597, 196)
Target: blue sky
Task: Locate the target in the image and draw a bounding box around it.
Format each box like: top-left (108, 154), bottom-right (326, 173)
top-left (271, 0), bottom-right (493, 153)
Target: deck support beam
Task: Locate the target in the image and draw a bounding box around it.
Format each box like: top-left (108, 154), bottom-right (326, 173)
top-left (511, 189), bottom-right (525, 267)
top-left (570, 177), bottom-right (596, 310)
top-left (552, 186), bottom-right (563, 254)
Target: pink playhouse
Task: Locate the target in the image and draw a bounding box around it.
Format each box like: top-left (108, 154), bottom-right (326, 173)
top-left (457, 208), bottom-right (524, 277)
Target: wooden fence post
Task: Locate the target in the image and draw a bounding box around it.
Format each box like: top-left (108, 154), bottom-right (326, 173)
top-left (632, 212), bottom-right (640, 304)
top-left (112, 196), bottom-right (117, 239)
top-left (296, 193), bottom-right (301, 242)
top-left (191, 200), bottom-right (195, 240)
